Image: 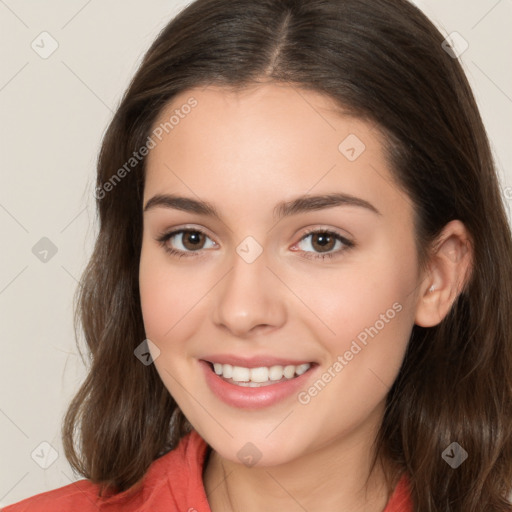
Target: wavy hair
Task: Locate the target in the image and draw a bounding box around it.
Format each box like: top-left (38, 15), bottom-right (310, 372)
top-left (62, 0), bottom-right (512, 509)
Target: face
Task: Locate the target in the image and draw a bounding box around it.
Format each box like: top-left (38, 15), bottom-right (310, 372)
top-left (139, 82), bottom-right (423, 467)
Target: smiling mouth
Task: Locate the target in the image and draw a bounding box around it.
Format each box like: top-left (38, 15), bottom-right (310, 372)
top-left (204, 361), bottom-right (316, 387)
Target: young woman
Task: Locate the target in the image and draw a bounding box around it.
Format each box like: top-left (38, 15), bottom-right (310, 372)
top-left (4, 0), bottom-right (511, 510)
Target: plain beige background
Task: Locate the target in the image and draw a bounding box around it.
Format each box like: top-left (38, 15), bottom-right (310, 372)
top-left (0, 0), bottom-right (511, 506)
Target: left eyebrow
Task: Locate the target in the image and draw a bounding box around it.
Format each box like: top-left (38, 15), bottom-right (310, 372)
top-left (143, 192), bottom-right (381, 219)
top-left (274, 192), bottom-right (382, 219)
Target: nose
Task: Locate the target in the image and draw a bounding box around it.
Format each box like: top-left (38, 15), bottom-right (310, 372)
top-left (211, 247), bottom-right (287, 338)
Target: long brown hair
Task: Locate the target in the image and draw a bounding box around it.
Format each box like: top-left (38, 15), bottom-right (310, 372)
top-left (63, 0), bottom-right (512, 509)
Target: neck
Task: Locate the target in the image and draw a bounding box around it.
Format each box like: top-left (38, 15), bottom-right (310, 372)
top-left (203, 407), bottom-right (395, 512)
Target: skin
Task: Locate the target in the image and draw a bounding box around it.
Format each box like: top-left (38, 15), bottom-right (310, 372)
top-left (139, 82), bottom-right (472, 512)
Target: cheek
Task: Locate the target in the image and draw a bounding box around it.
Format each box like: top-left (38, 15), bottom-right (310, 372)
top-left (139, 243), bottom-right (188, 342)
top-left (292, 264), bottom-right (415, 428)
top-left (298, 250), bottom-right (417, 363)
top-left (139, 241), bottom-right (217, 361)
top-left (138, 249), bottom-right (200, 401)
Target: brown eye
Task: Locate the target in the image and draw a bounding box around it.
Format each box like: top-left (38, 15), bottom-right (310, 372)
top-left (181, 230), bottom-right (207, 251)
top-left (310, 232), bottom-right (337, 252)
top-left (157, 228), bottom-right (217, 257)
top-left (295, 229), bottom-right (354, 261)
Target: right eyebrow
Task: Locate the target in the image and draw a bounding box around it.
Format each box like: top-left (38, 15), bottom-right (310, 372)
top-left (143, 194), bottom-right (222, 219)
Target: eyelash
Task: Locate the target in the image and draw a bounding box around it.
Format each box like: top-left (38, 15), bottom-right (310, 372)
top-left (156, 227), bottom-right (355, 261)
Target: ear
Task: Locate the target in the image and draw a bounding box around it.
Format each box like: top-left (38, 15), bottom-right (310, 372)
top-left (414, 220), bottom-right (473, 327)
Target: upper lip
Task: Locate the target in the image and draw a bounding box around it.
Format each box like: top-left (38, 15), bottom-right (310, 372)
top-left (201, 354), bottom-right (315, 368)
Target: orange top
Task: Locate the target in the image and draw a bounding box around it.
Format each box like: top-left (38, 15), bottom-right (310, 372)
top-left (2, 430), bottom-right (412, 511)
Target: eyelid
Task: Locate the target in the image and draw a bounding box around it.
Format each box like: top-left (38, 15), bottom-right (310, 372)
top-left (156, 224), bottom-right (216, 243)
top-left (296, 226), bottom-right (353, 244)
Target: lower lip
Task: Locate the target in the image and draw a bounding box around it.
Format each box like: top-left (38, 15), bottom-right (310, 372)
top-left (199, 360), bottom-right (317, 409)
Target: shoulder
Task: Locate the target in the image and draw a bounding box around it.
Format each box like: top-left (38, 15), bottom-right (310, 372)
top-left (2, 430), bottom-right (211, 512)
top-left (0, 479), bottom-right (101, 512)
top-left (383, 472), bottom-right (413, 512)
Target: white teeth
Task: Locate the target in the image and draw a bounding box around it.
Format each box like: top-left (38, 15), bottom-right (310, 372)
top-left (233, 381), bottom-right (266, 387)
top-left (210, 362), bottom-right (312, 384)
top-left (295, 363), bottom-right (310, 376)
top-left (283, 365), bottom-right (296, 379)
top-left (223, 364), bottom-right (233, 379)
top-left (269, 365), bottom-right (284, 381)
top-left (250, 367), bottom-right (269, 383)
top-left (231, 366), bottom-right (250, 382)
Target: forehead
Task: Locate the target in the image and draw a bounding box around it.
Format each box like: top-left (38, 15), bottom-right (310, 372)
top-left (143, 83), bottom-right (410, 223)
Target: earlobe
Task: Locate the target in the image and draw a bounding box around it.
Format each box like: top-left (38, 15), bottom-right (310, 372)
top-left (414, 220), bottom-right (473, 328)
